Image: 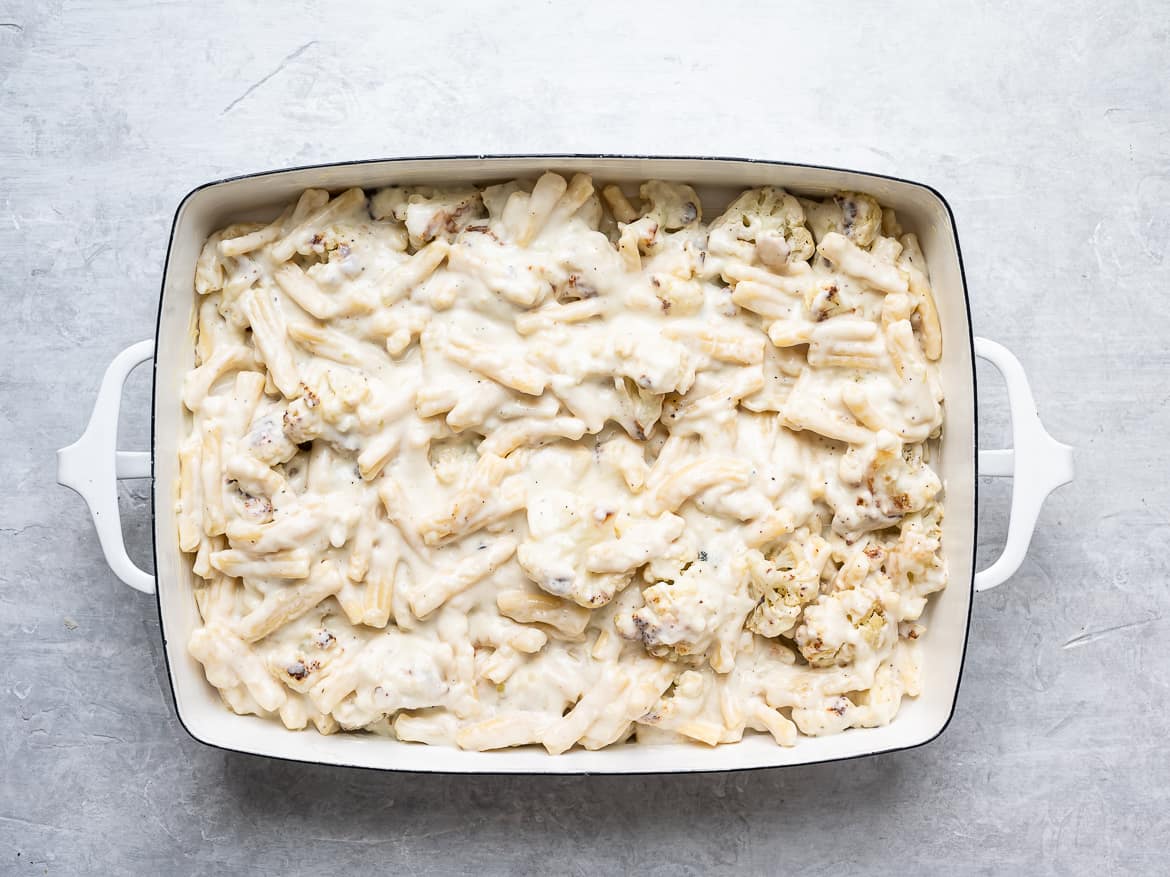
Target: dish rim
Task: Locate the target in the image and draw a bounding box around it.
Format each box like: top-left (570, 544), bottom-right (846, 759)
top-left (149, 153), bottom-right (978, 775)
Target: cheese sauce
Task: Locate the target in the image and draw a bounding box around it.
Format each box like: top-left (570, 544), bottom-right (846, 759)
top-left (181, 175), bottom-right (947, 752)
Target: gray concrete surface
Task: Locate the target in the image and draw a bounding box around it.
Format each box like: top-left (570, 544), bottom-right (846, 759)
top-left (1, 1), bottom-right (1167, 873)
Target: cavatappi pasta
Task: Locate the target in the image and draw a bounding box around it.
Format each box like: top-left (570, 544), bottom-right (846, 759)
top-left (181, 173), bottom-right (947, 752)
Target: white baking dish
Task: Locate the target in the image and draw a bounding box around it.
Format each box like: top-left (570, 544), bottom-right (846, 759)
top-left (58, 156), bottom-right (1074, 773)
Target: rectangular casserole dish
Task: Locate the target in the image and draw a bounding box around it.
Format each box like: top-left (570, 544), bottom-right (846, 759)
top-left (58, 155), bottom-right (1074, 773)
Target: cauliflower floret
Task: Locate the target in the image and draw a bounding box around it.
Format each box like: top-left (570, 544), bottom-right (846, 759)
top-left (258, 616), bottom-right (349, 698)
top-left (647, 271), bottom-right (706, 316)
top-left (789, 639), bottom-right (920, 735)
top-left (789, 694), bottom-right (857, 736)
top-left (745, 529), bottom-right (831, 638)
top-left (325, 631), bottom-right (454, 729)
top-left (243, 409), bottom-right (299, 466)
top-left (825, 439), bottom-right (942, 537)
top-left (280, 385), bottom-right (323, 446)
top-left (427, 437), bottom-right (479, 486)
top-left (370, 186), bottom-right (484, 249)
top-left (706, 186), bottom-right (815, 268)
top-left (639, 180), bottom-right (702, 230)
top-left (637, 647), bottom-right (804, 747)
top-left (301, 220), bottom-right (410, 290)
top-left (615, 181), bottom-right (704, 271)
top-left (835, 192), bottom-right (883, 247)
top-left (639, 528), bottom-right (698, 584)
top-left (616, 558), bottom-right (755, 670)
top-left (404, 191), bottom-right (483, 248)
top-left (800, 191), bottom-right (883, 247)
top-left (515, 537), bottom-right (628, 608)
top-left (280, 366), bottom-right (372, 451)
top-left (793, 587), bottom-right (896, 668)
top-left (615, 334), bottom-right (695, 396)
top-left (517, 488), bottom-right (686, 608)
top-left (884, 507), bottom-right (947, 620)
top-left (618, 570), bottom-right (711, 660)
top-left (368, 187), bottom-right (412, 222)
top-left (845, 639), bottom-right (921, 727)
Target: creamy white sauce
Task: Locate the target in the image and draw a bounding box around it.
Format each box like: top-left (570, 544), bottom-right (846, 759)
top-left (181, 175), bottom-right (947, 751)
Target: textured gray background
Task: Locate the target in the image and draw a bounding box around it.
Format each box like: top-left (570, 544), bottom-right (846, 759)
top-left (1, 1), bottom-right (1167, 874)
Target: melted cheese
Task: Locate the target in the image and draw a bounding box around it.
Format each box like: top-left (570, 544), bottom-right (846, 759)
top-left (180, 176), bottom-right (947, 752)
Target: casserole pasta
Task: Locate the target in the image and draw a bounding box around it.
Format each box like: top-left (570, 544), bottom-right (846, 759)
top-left (180, 171), bottom-right (947, 752)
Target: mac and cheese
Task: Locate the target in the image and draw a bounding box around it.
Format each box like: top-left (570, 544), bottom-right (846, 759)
top-left (181, 173), bottom-right (947, 752)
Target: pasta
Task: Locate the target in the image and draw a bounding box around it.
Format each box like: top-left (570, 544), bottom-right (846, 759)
top-left (180, 175), bottom-right (947, 753)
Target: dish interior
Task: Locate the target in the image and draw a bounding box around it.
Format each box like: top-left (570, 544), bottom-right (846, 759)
top-left (152, 157), bottom-right (975, 773)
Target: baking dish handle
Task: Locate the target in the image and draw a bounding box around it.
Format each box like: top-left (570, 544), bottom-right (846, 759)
top-left (973, 337), bottom-right (1074, 591)
top-left (57, 339), bottom-right (156, 594)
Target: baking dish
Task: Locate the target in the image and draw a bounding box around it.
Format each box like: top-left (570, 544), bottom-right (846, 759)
top-left (57, 156), bottom-right (1073, 773)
